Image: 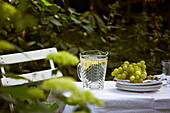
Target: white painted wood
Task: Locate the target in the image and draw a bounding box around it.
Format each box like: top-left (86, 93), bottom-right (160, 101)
top-left (0, 48), bottom-right (62, 86)
top-left (1, 69), bottom-right (63, 86)
top-left (0, 47), bottom-right (57, 64)
top-left (49, 59), bottom-right (55, 69)
top-left (1, 67), bottom-right (5, 74)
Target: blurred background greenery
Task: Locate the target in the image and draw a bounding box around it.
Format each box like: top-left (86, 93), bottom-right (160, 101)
top-left (0, 0), bottom-right (170, 81)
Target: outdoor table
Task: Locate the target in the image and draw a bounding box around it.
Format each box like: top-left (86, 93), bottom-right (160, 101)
top-left (47, 81), bottom-right (170, 113)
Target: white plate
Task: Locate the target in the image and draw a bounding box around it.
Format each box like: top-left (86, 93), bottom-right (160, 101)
top-left (116, 83), bottom-right (162, 89)
top-left (116, 86), bottom-right (160, 92)
top-left (116, 80), bottom-right (162, 86)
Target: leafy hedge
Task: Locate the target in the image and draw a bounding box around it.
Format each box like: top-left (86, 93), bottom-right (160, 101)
top-left (0, 0), bottom-right (169, 80)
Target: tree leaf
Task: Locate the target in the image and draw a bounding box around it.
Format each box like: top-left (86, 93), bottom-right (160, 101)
top-left (27, 87), bottom-right (45, 99)
top-left (50, 18), bottom-right (62, 26)
top-left (71, 17), bottom-right (81, 24)
top-left (0, 86), bottom-right (43, 99)
top-left (42, 101), bottom-right (59, 112)
top-left (68, 48), bottom-right (78, 55)
top-left (41, 0), bottom-right (52, 6)
top-left (0, 40), bottom-right (14, 50)
top-left (26, 41), bottom-right (37, 47)
top-left (82, 25), bottom-right (93, 33)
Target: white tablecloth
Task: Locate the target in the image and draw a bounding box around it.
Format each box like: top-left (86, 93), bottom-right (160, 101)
top-left (47, 81), bottom-right (170, 113)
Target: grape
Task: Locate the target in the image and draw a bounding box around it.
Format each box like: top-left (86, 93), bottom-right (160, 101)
top-left (140, 60), bottom-right (145, 65)
top-left (134, 66), bottom-right (139, 71)
top-left (138, 79), bottom-right (143, 83)
top-left (122, 64), bottom-right (128, 70)
top-left (137, 63), bottom-right (141, 67)
top-left (135, 75), bottom-right (140, 80)
top-left (121, 73), bottom-right (126, 79)
top-left (123, 71), bottom-right (128, 76)
top-left (132, 63), bottom-right (136, 66)
top-left (118, 67), bottom-right (123, 73)
top-left (113, 68), bottom-right (119, 74)
top-left (141, 64), bottom-right (146, 70)
top-left (115, 74), bottom-right (119, 78)
top-left (135, 71), bottom-right (141, 76)
top-left (111, 71), bottom-right (116, 76)
top-left (142, 71), bottom-right (147, 76)
top-left (111, 60), bottom-right (148, 83)
top-left (129, 64), bottom-right (133, 68)
top-left (117, 74), bottom-right (122, 79)
top-left (124, 61), bottom-right (130, 65)
top-left (141, 74), bottom-right (146, 79)
top-left (130, 76), bottom-right (135, 82)
top-left (129, 67), bottom-right (135, 73)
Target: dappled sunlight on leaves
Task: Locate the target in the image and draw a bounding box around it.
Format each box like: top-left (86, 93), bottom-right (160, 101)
top-left (41, 77), bottom-right (78, 92)
top-left (46, 51), bottom-right (79, 66)
top-left (67, 90), bottom-right (104, 106)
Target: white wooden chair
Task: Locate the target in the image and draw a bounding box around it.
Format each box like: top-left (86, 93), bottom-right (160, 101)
top-left (0, 47), bottom-right (62, 86)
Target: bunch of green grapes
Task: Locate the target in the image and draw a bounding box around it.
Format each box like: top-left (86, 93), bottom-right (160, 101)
top-left (111, 61), bottom-right (147, 83)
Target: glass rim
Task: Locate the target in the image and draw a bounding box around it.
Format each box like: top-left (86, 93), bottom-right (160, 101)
top-left (79, 50), bottom-right (108, 57)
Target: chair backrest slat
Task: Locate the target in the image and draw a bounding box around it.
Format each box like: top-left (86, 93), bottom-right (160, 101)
top-left (0, 48), bottom-right (57, 64)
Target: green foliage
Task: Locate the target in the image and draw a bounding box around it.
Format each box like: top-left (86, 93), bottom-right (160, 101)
top-left (46, 51), bottom-right (79, 66)
top-left (67, 90), bottom-right (104, 106)
top-left (41, 0), bottom-right (52, 6)
top-left (0, 0), bottom-right (169, 112)
top-left (1, 72), bottom-right (104, 113)
top-left (42, 77), bottom-right (104, 112)
top-left (0, 85), bottom-right (53, 113)
top-left (0, 40), bottom-right (104, 113)
top-left (0, 40), bottom-right (14, 50)
top-left (0, 0), bottom-right (169, 78)
top-left (106, 10), bottom-right (170, 75)
top-left (0, 86), bottom-right (45, 100)
top-left (42, 101), bottom-right (59, 112)
top-left (46, 51), bottom-right (80, 76)
top-left (41, 76), bottom-right (78, 92)
top-left (0, 0), bottom-right (169, 77)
